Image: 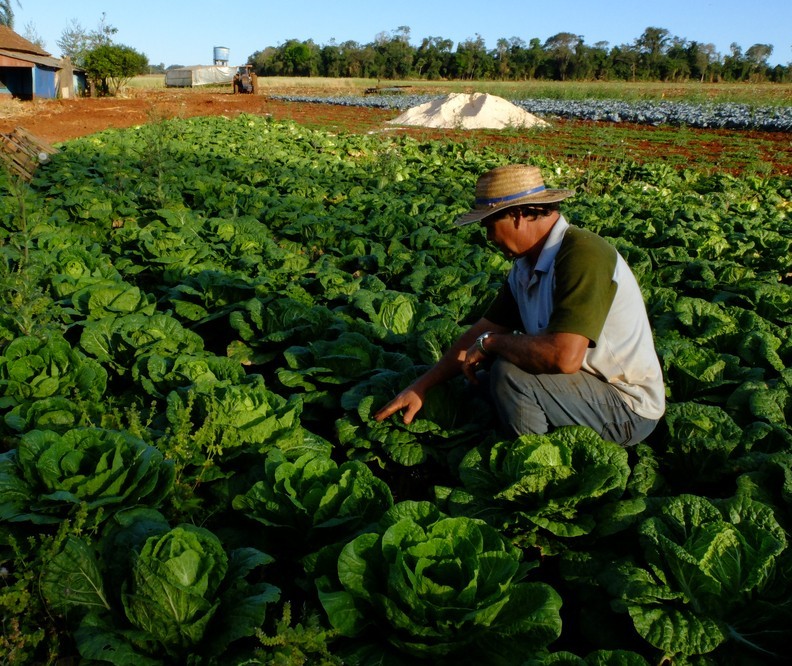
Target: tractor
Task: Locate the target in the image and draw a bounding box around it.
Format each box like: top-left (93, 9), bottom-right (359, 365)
top-left (233, 65), bottom-right (257, 94)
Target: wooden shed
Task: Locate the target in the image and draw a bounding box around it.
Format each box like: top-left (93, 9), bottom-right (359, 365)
top-left (0, 25), bottom-right (86, 99)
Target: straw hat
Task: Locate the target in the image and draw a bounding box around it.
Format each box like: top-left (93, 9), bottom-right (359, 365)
top-left (454, 165), bottom-right (575, 226)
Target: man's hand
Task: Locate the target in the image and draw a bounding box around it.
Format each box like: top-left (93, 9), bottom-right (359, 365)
top-left (461, 344), bottom-right (488, 384)
top-left (372, 318), bottom-right (501, 425)
top-left (373, 387), bottom-right (425, 425)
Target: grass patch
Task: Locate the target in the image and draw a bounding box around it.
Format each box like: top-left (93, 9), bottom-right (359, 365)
top-left (215, 76), bottom-right (792, 107)
top-left (127, 74), bottom-right (165, 88)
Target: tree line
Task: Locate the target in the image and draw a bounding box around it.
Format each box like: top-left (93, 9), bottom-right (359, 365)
top-left (248, 26), bottom-right (790, 84)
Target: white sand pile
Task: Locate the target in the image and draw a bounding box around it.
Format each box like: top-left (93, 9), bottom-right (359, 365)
top-left (387, 92), bottom-right (549, 130)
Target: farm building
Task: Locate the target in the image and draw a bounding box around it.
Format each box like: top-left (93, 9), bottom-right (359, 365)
top-left (164, 65), bottom-right (235, 87)
top-left (0, 25), bottom-right (86, 99)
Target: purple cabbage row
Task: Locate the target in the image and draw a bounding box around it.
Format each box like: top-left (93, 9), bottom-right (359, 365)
top-left (270, 93), bottom-right (792, 132)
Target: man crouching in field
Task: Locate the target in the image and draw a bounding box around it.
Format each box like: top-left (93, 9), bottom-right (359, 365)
top-left (374, 164), bottom-right (665, 446)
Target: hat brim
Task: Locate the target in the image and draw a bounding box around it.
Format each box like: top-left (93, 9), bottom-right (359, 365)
top-left (454, 188), bottom-right (576, 226)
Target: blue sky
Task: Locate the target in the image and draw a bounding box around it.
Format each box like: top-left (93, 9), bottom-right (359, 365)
top-left (13, 0), bottom-right (792, 68)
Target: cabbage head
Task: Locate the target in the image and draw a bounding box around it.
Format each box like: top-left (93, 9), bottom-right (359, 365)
top-left (605, 492), bottom-right (788, 660)
top-left (317, 500), bottom-right (562, 664)
top-left (0, 332), bottom-right (107, 432)
top-left (436, 426), bottom-right (631, 550)
top-left (123, 525), bottom-right (229, 648)
top-left (232, 448), bottom-right (393, 557)
top-left (165, 374), bottom-right (305, 454)
top-left (0, 427), bottom-right (174, 523)
top-left (337, 368), bottom-right (494, 467)
top-left (40, 512), bottom-right (280, 661)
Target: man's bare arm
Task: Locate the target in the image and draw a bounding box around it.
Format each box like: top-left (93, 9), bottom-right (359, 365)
top-left (373, 318), bottom-right (509, 423)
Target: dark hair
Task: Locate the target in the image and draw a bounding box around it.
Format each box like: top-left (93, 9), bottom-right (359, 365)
top-left (514, 203), bottom-right (560, 218)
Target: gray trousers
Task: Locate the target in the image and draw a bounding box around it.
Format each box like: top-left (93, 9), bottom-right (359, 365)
top-left (487, 358), bottom-right (659, 446)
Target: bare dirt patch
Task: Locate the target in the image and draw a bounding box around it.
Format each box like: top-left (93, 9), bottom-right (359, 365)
top-left (0, 88), bottom-right (789, 176)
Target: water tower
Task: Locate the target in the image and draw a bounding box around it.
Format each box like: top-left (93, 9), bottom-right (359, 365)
top-left (214, 46), bottom-right (230, 66)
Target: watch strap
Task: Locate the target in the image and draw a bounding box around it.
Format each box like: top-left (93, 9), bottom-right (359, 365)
top-left (476, 332), bottom-right (491, 355)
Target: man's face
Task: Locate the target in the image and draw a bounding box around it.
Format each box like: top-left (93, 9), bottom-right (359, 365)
top-left (481, 210), bottom-right (520, 257)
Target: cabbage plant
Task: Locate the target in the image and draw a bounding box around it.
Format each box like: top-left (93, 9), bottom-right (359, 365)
top-left (277, 331), bottom-right (412, 408)
top-left (436, 427), bottom-right (631, 551)
top-left (232, 448), bottom-right (393, 558)
top-left (164, 374), bottom-right (305, 453)
top-left (316, 500), bottom-right (562, 664)
top-left (0, 427), bottom-right (174, 524)
top-left (0, 332), bottom-right (107, 432)
top-left (604, 493), bottom-right (788, 661)
top-left (336, 368), bottom-right (494, 467)
top-left (40, 513), bottom-right (280, 661)
top-left (123, 525), bottom-right (233, 648)
top-left (525, 650), bottom-right (650, 665)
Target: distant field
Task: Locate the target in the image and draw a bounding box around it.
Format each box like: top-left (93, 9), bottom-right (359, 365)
top-left (127, 74), bottom-right (166, 88)
top-left (129, 75), bottom-right (792, 106)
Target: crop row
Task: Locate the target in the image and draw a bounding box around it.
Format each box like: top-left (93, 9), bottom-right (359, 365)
top-left (271, 93), bottom-right (792, 131)
top-left (0, 114), bottom-right (790, 665)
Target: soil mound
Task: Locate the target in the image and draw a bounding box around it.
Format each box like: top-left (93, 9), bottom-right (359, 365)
top-left (387, 92), bottom-right (549, 130)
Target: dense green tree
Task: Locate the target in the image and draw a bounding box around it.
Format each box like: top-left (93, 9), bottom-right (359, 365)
top-left (723, 43), bottom-right (751, 81)
top-left (543, 32), bottom-right (581, 80)
top-left (249, 46), bottom-right (276, 75)
top-left (520, 37), bottom-right (547, 79)
top-left (320, 41), bottom-right (343, 78)
top-left (746, 43), bottom-right (774, 80)
top-left (356, 43), bottom-right (379, 78)
top-left (339, 40), bottom-right (368, 77)
top-left (571, 40), bottom-right (608, 80)
top-left (372, 27), bottom-right (414, 79)
top-left (635, 26), bottom-right (671, 79)
top-left (500, 37), bottom-right (526, 79)
top-left (686, 41), bottom-right (718, 82)
top-left (414, 36), bottom-right (453, 79)
top-left (252, 39), bottom-right (320, 76)
top-left (494, 38), bottom-right (511, 79)
top-left (589, 41), bottom-right (612, 80)
top-left (281, 39), bottom-right (320, 76)
top-left (664, 37), bottom-right (692, 81)
top-left (83, 43), bottom-right (148, 95)
top-left (452, 34), bottom-right (492, 80)
top-left (610, 44), bottom-right (640, 80)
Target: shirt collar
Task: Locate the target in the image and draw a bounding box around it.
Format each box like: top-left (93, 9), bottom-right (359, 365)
top-left (535, 215), bottom-right (569, 273)
top-left (515, 214), bottom-right (569, 278)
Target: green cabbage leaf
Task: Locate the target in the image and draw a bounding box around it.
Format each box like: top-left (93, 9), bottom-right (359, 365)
top-left (0, 427), bottom-right (174, 524)
top-left (317, 500), bottom-right (562, 664)
top-left (436, 427), bottom-right (631, 550)
top-left (603, 492), bottom-right (788, 660)
top-left (40, 511), bottom-right (280, 661)
top-left (232, 447), bottom-right (393, 558)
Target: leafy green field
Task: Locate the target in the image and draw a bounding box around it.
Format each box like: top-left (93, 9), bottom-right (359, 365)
top-left (1, 113), bottom-right (790, 665)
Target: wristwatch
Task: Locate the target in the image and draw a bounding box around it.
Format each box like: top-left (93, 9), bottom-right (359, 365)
top-left (475, 331), bottom-right (492, 356)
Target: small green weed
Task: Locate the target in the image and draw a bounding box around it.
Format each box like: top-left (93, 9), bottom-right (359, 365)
top-left (252, 602), bottom-right (343, 666)
top-left (0, 506), bottom-right (99, 664)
